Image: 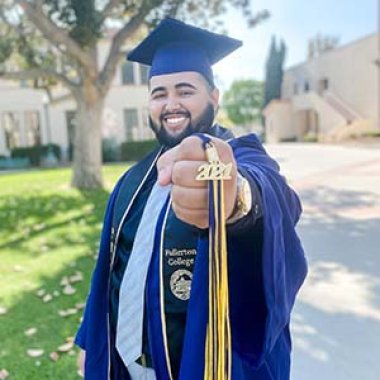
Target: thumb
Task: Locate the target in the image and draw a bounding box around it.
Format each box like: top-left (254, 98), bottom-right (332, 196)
top-left (156, 146), bottom-right (178, 186)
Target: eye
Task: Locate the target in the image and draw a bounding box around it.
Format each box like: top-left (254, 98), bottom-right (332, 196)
top-left (179, 90), bottom-right (194, 97)
top-left (152, 93), bottom-right (165, 100)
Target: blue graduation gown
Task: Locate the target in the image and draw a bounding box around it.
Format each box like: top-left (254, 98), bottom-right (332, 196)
top-left (75, 132), bottom-right (307, 380)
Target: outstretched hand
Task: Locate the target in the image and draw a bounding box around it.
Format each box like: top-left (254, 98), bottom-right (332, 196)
top-left (157, 135), bottom-right (237, 228)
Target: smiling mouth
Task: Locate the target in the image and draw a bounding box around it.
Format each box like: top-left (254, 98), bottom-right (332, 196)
top-left (162, 114), bottom-right (190, 130)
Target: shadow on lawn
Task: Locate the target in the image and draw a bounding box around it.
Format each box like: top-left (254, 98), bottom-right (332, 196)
top-left (0, 253), bottom-right (97, 379)
top-left (0, 188), bottom-right (112, 379)
top-left (0, 188), bottom-right (110, 252)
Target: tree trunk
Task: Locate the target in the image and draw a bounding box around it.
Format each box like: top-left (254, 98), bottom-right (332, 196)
top-left (71, 84), bottom-right (104, 189)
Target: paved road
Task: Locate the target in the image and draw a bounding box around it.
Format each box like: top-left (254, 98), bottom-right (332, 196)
top-left (265, 143), bottom-right (380, 380)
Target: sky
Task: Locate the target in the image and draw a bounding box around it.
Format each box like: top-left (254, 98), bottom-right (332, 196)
top-left (213, 0), bottom-right (378, 90)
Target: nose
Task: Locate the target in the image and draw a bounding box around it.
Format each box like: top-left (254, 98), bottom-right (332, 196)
top-left (164, 96), bottom-right (182, 113)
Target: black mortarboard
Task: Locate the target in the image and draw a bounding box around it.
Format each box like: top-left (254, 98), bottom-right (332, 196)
top-left (127, 18), bottom-right (242, 85)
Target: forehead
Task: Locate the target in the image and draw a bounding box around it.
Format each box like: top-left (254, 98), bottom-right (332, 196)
top-left (149, 71), bottom-right (207, 90)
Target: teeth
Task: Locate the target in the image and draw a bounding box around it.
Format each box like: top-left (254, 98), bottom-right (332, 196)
top-left (166, 117), bottom-right (186, 125)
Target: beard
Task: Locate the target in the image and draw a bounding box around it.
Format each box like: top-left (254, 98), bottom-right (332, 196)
top-left (149, 103), bottom-right (215, 148)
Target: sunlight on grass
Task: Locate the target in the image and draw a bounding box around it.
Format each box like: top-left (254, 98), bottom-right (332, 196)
top-left (0, 164), bottom-right (128, 379)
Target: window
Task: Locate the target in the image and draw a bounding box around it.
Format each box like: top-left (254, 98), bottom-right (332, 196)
top-left (139, 64), bottom-right (149, 85)
top-left (25, 111), bottom-right (41, 146)
top-left (293, 83), bottom-right (299, 95)
top-left (121, 62), bottom-right (135, 85)
top-left (304, 81), bottom-right (310, 92)
top-left (141, 108), bottom-right (154, 140)
top-left (65, 110), bottom-right (77, 161)
top-left (2, 112), bottom-right (21, 150)
top-left (141, 107), bottom-right (149, 128)
top-left (318, 78), bottom-right (329, 94)
top-left (124, 108), bottom-right (139, 141)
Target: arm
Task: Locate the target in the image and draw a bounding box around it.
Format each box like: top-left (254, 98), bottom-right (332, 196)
top-left (157, 133), bottom-right (307, 369)
top-left (226, 134), bottom-right (307, 367)
top-left (74, 171), bottom-right (128, 377)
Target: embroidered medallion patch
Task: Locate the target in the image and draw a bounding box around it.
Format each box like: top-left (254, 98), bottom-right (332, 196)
top-left (170, 269), bottom-right (193, 300)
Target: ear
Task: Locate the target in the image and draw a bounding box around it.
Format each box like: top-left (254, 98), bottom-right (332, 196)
top-left (210, 87), bottom-right (220, 112)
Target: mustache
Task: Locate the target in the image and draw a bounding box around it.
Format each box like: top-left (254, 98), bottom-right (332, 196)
top-left (160, 110), bottom-right (191, 121)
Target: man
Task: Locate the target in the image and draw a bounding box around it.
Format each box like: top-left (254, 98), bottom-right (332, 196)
top-left (75, 18), bottom-right (307, 380)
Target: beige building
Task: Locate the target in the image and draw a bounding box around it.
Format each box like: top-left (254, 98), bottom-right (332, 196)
top-left (263, 33), bottom-right (380, 143)
top-left (0, 37), bottom-right (153, 160)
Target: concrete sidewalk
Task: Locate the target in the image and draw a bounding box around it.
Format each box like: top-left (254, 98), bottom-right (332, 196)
top-left (265, 143), bottom-right (380, 380)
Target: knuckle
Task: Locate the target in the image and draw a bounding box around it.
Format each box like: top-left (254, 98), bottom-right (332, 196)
top-left (179, 136), bottom-right (193, 152)
top-left (179, 136), bottom-right (202, 159)
top-left (218, 140), bottom-right (233, 157)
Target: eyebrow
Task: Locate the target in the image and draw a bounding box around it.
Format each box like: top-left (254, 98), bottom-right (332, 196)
top-left (175, 82), bottom-right (197, 90)
top-left (150, 86), bottom-right (166, 96)
top-left (150, 82), bottom-right (198, 95)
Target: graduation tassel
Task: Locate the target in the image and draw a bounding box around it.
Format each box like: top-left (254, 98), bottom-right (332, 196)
top-left (195, 135), bottom-right (232, 380)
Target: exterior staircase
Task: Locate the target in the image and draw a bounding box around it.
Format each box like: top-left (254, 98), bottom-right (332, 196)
top-left (323, 91), bottom-right (363, 124)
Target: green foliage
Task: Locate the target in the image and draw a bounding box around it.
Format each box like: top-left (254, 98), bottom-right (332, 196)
top-left (102, 138), bottom-right (121, 163)
top-left (1, 0), bottom-right (270, 189)
top-left (303, 134), bottom-right (318, 143)
top-left (45, 0), bottom-right (102, 46)
top-left (222, 79), bottom-right (263, 126)
top-left (146, 0), bottom-right (269, 31)
top-left (11, 144), bottom-right (61, 166)
top-left (263, 36), bottom-right (287, 109)
top-left (0, 157), bottom-right (30, 170)
top-left (17, 35), bottom-right (56, 70)
top-left (307, 34), bottom-right (340, 59)
top-left (360, 130), bottom-right (380, 138)
top-left (0, 38), bottom-right (13, 64)
top-left (0, 166), bottom-right (127, 379)
top-left (120, 140), bottom-right (159, 161)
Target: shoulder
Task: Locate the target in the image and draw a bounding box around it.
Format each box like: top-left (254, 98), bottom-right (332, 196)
top-left (229, 133), bottom-right (265, 152)
top-left (228, 133), bottom-right (267, 162)
top-left (228, 133), bottom-right (281, 173)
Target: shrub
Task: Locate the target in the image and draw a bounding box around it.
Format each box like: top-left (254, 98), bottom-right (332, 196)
top-left (303, 134), bottom-right (318, 143)
top-left (11, 144), bottom-right (61, 166)
top-left (102, 138), bottom-right (121, 163)
top-left (279, 136), bottom-right (297, 143)
top-left (120, 140), bottom-right (159, 162)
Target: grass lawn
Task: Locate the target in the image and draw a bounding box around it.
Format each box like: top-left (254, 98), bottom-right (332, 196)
top-left (0, 165), bottom-right (128, 379)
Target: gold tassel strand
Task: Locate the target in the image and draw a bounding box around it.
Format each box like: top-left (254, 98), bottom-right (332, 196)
top-left (196, 139), bottom-right (232, 380)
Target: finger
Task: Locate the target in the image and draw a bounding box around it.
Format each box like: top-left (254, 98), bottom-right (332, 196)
top-left (175, 136), bottom-right (207, 162)
top-left (172, 202), bottom-right (209, 229)
top-left (207, 136), bottom-right (235, 163)
top-left (172, 160), bottom-right (208, 187)
top-left (171, 185), bottom-right (208, 210)
top-left (156, 146), bottom-right (180, 185)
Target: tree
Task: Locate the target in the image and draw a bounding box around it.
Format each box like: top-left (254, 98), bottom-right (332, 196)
top-left (222, 79), bottom-right (263, 126)
top-left (307, 34), bottom-right (339, 60)
top-left (262, 36), bottom-right (286, 111)
top-left (0, 0), bottom-right (270, 189)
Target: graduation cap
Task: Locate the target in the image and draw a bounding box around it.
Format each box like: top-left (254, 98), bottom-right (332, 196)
top-left (127, 17), bottom-right (242, 85)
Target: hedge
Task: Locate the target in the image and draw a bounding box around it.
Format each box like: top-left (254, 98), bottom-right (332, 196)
top-left (11, 144), bottom-right (61, 166)
top-left (120, 140), bottom-right (159, 162)
top-left (0, 157), bottom-right (30, 170)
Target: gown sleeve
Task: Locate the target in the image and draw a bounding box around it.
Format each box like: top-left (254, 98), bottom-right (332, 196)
top-left (227, 134), bottom-right (308, 369)
top-left (74, 174), bottom-right (127, 351)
